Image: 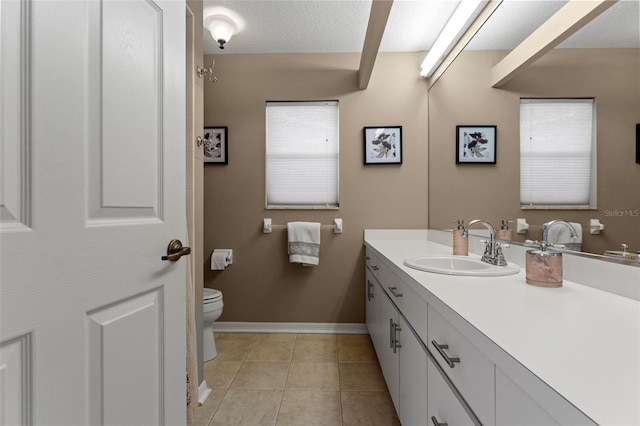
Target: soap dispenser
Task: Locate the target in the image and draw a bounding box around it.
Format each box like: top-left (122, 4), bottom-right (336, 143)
top-left (452, 219), bottom-right (468, 256)
top-left (525, 241), bottom-right (563, 287)
top-left (496, 219), bottom-right (512, 241)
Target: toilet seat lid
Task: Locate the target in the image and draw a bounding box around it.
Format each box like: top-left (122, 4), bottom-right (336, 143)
top-left (203, 288), bottom-right (222, 302)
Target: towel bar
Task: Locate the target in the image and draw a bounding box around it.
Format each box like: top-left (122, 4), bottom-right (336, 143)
top-left (263, 218), bottom-right (343, 234)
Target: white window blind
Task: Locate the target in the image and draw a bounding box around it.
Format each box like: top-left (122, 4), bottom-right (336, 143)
top-left (520, 99), bottom-right (595, 207)
top-left (266, 101), bottom-right (339, 208)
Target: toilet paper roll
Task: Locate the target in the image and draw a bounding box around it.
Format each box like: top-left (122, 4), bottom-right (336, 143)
top-left (211, 250), bottom-right (230, 270)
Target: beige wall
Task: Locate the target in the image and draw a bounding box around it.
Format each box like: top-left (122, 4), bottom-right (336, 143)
top-left (428, 49), bottom-right (640, 255)
top-left (203, 52), bottom-right (429, 323)
top-left (186, 0), bottom-right (205, 381)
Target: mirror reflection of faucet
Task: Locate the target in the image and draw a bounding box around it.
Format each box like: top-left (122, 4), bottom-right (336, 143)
top-left (542, 220), bottom-right (582, 251)
top-left (604, 244), bottom-right (640, 261)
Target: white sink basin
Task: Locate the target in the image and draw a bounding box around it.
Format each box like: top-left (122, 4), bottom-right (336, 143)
top-left (403, 256), bottom-right (520, 276)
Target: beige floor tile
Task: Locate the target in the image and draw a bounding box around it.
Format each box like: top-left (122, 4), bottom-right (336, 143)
top-left (276, 391), bottom-right (342, 426)
top-left (188, 389), bottom-right (226, 426)
top-left (337, 334), bottom-right (378, 364)
top-left (297, 333), bottom-right (334, 340)
top-left (246, 335), bottom-right (296, 362)
top-left (256, 333), bottom-right (298, 342)
top-left (230, 361), bottom-right (290, 390)
top-left (292, 334), bottom-right (337, 363)
top-left (213, 333), bottom-right (258, 362)
top-left (341, 391), bottom-right (400, 426)
top-left (339, 363), bottom-right (387, 391)
top-left (285, 362), bottom-right (340, 391)
top-left (204, 360), bottom-right (243, 390)
top-left (210, 389), bottom-right (283, 426)
top-left (216, 332), bottom-right (259, 341)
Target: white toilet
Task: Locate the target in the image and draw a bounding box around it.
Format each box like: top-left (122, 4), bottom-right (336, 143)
top-left (202, 288), bottom-right (224, 361)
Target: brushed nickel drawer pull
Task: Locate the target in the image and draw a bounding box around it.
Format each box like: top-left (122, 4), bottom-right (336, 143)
top-left (388, 286), bottom-right (403, 298)
top-left (432, 340), bottom-right (460, 368)
top-left (367, 280), bottom-right (374, 301)
top-left (372, 265), bottom-right (379, 271)
top-left (389, 319), bottom-right (395, 349)
top-left (392, 322), bottom-right (402, 354)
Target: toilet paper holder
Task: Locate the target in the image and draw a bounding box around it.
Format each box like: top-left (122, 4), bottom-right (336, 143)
top-left (211, 249), bottom-right (233, 270)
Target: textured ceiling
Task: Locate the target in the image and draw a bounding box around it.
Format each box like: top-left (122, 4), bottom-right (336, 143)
top-left (202, 0), bottom-right (640, 55)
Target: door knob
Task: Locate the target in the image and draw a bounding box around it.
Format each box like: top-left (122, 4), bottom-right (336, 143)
top-left (161, 239), bottom-right (191, 261)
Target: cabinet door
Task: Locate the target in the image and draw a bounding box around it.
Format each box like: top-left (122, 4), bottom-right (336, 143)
top-left (428, 357), bottom-right (475, 426)
top-left (365, 273), bottom-right (400, 412)
top-left (366, 271), bottom-right (388, 363)
top-left (377, 287), bottom-right (400, 412)
top-left (398, 315), bottom-right (428, 425)
top-left (365, 271), bottom-right (377, 330)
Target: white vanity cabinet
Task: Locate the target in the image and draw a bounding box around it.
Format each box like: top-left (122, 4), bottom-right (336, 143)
top-left (365, 249), bottom-right (428, 425)
top-left (366, 247), bottom-right (479, 426)
top-left (364, 231), bottom-right (640, 426)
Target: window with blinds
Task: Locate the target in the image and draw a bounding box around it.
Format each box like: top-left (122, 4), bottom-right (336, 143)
top-left (266, 101), bottom-right (339, 208)
top-left (520, 99), bottom-right (596, 207)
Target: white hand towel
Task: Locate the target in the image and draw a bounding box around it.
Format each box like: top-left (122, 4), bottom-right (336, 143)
top-left (287, 222), bottom-right (321, 265)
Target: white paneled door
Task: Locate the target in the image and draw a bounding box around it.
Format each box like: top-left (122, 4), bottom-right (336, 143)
top-left (0, 0), bottom-right (186, 424)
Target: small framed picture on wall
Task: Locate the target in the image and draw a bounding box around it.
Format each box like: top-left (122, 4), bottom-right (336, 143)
top-left (363, 126), bottom-right (402, 165)
top-left (203, 126), bottom-right (228, 164)
top-left (636, 123), bottom-right (640, 164)
top-left (456, 125), bottom-right (496, 164)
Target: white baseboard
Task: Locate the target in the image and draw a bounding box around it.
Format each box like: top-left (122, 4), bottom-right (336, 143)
top-left (212, 322), bottom-right (368, 334)
top-left (198, 380), bottom-right (212, 405)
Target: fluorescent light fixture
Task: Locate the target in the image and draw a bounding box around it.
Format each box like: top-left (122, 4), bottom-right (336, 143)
top-left (420, 0), bottom-right (486, 77)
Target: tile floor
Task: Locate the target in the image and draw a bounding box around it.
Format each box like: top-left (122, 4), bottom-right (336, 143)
top-left (189, 333), bottom-right (400, 426)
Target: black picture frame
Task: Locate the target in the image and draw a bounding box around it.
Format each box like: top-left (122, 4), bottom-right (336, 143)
top-left (456, 125), bottom-right (497, 164)
top-left (203, 126), bottom-right (228, 164)
top-left (636, 123), bottom-right (640, 164)
top-left (363, 126), bottom-right (402, 165)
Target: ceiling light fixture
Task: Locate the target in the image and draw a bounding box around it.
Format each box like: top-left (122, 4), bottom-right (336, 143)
top-left (420, 0), bottom-right (486, 78)
top-left (205, 14), bottom-right (238, 49)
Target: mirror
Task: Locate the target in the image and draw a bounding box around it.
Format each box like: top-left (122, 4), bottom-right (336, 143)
top-left (427, 1), bottom-right (640, 262)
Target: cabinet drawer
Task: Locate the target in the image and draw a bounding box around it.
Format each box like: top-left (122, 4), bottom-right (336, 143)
top-left (428, 306), bottom-right (495, 425)
top-left (428, 356), bottom-right (475, 426)
top-left (375, 259), bottom-right (429, 343)
top-left (365, 246), bottom-right (379, 276)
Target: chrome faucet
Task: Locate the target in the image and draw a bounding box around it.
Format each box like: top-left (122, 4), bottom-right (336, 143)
top-left (542, 220), bottom-right (578, 247)
top-left (467, 219), bottom-right (508, 266)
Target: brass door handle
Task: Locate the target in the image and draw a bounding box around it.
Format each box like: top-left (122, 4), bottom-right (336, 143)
top-left (162, 239), bottom-right (191, 261)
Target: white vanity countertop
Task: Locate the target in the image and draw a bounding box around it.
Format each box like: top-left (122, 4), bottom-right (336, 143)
top-left (365, 230), bottom-right (640, 426)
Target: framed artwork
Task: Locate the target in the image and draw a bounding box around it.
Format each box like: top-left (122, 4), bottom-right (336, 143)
top-left (363, 126), bottom-right (402, 165)
top-left (636, 123), bottom-right (640, 164)
top-left (456, 125), bottom-right (496, 164)
top-left (203, 127), bottom-right (228, 164)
